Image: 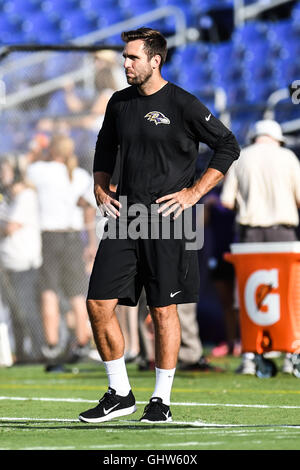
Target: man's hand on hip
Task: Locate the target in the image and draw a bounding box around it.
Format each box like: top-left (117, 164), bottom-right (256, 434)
top-left (156, 168), bottom-right (224, 219)
top-left (156, 187), bottom-right (199, 219)
top-left (94, 185), bottom-right (122, 219)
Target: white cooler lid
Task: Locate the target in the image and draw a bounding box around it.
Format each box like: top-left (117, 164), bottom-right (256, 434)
top-left (230, 242), bottom-right (300, 254)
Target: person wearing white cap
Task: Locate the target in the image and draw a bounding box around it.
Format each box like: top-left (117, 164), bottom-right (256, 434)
top-left (220, 119), bottom-right (300, 374)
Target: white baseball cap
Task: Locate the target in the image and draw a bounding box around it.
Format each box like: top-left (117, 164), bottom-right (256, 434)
top-left (250, 119), bottom-right (285, 143)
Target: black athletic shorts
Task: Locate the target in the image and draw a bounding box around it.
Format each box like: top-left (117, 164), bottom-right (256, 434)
top-left (87, 217), bottom-right (200, 307)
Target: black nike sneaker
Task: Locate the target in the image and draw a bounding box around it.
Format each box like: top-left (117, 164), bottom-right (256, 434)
top-left (79, 388), bottom-right (136, 423)
top-left (140, 397), bottom-right (172, 423)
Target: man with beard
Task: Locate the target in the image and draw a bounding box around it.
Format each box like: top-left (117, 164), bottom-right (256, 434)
top-left (79, 27), bottom-right (240, 424)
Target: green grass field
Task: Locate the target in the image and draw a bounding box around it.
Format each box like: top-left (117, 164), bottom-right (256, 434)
top-left (1, 355), bottom-right (300, 453)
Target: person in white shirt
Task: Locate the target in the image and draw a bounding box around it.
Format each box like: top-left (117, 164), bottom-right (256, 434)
top-left (0, 157), bottom-right (43, 362)
top-left (221, 119), bottom-right (300, 375)
top-left (221, 119), bottom-right (300, 241)
top-left (27, 135), bottom-right (96, 371)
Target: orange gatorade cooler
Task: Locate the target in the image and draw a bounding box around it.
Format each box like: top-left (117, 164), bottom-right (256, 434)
top-left (224, 242), bottom-right (300, 355)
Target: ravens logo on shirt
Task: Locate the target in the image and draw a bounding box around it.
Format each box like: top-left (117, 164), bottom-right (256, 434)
top-left (144, 111), bottom-right (170, 125)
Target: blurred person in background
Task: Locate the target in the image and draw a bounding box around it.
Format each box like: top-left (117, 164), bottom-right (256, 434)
top-left (0, 156), bottom-right (43, 362)
top-left (62, 51), bottom-right (126, 133)
top-left (203, 189), bottom-right (241, 358)
top-left (138, 301), bottom-right (224, 372)
top-left (136, 288), bottom-right (155, 371)
top-left (116, 304), bottom-right (140, 363)
top-left (221, 119), bottom-right (300, 375)
top-left (177, 302), bottom-right (224, 372)
top-left (93, 50), bottom-right (126, 91)
top-left (63, 80), bottom-right (114, 132)
top-left (26, 134), bottom-right (96, 371)
top-left (16, 118), bottom-right (54, 176)
top-left (18, 131), bottom-right (50, 174)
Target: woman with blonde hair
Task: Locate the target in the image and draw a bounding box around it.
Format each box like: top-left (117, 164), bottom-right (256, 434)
top-left (0, 156), bottom-right (43, 362)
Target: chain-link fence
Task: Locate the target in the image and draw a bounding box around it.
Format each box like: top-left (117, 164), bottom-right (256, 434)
top-left (0, 47), bottom-right (127, 365)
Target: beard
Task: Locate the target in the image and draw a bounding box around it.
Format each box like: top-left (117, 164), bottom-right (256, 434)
top-left (126, 67), bottom-right (153, 86)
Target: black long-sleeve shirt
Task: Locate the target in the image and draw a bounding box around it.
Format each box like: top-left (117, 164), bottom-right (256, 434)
top-left (93, 82), bottom-right (240, 206)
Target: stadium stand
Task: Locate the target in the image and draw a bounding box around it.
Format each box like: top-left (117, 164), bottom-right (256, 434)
top-left (0, 0), bottom-right (299, 159)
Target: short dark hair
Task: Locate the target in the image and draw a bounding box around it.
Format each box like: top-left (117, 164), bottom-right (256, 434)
top-left (121, 27), bottom-right (167, 70)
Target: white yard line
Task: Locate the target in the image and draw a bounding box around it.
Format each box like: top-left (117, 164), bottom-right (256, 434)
top-left (1, 396), bottom-right (300, 409)
top-left (0, 396), bottom-right (96, 403)
top-left (171, 402), bottom-right (300, 409)
top-left (0, 417), bottom-right (78, 422)
top-left (1, 396), bottom-right (300, 430)
top-left (1, 442), bottom-right (224, 450)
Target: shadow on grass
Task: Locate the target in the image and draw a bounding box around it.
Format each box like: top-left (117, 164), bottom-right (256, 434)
top-left (1, 421), bottom-right (300, 431)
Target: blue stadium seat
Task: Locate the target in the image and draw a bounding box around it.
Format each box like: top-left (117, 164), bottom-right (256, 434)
top-left (59, 11), bottom-right (98, 38)
top-left (122, 2), bottom-right (162, 20)
top-left (40, 0), bottom-right (81, 18)
top-left (81, 0), bottom-right (127, 23)
top-left (230, 108), bottom-right (264, 126)
top-left (160, 63), bottom-right (179, 83)
top-left (233, 20), bottom-right (269, 44)
top-left (154, 0), bottom-right (194, 21)
top-left (95, 9), bottom-right (127, 28)
top-left (0, 15), bottom-right (20, 33)
top-left (292, 1), bottom-right (300, 23)
top-left (275, 103), bottom-right (300, 123)
top-left (120, 0), bottom-right (156, 8)
top-left (274, 54), bottom-right (300, 88)
top-left (243, 41), bottom-right (276, 81)
top-left (171, 43), bottom-right (210, 71)
top-left (209, 41), bottom-right (234, 61)
top-left (21, 12), bottom-right (62, 43)
top-left (163, 5), bottom-right (196, 30)
top-left (268, 20), bottom-right (299, 53)
top-left (209, 42), bottom-right (245, 86)
top-left (190, 0), bottom-right (233, 14)
top-left (176, 65), bottom-right (213, 91)
top-left (279, 37), bottom-right (300, 58)
top-left (0, 15), bottom-right (24, 43)
top-left (2, 0), bottom-right (41, 14)
top-left (268, 19), bottom-right (300, 41)
top-left (223, 82), bottom-right (248, 107)
top-left (82, 0), bottom-right (119, 7)
top-left (230, 107), bottom-right (265, 144)
top-left (243, 60), bottom-right (275, 82)
top-left (231, 119), bottom-right (253, 145)
top-left (245, 78), bottom-right (279, 104)
top-left (211, 67), bottom-right (244, 88)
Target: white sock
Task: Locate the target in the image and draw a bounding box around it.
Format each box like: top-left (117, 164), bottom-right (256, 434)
top-left (151, 367), bottom-right (176, 406)
top-left (103, 356), bottom-right (131, 397)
